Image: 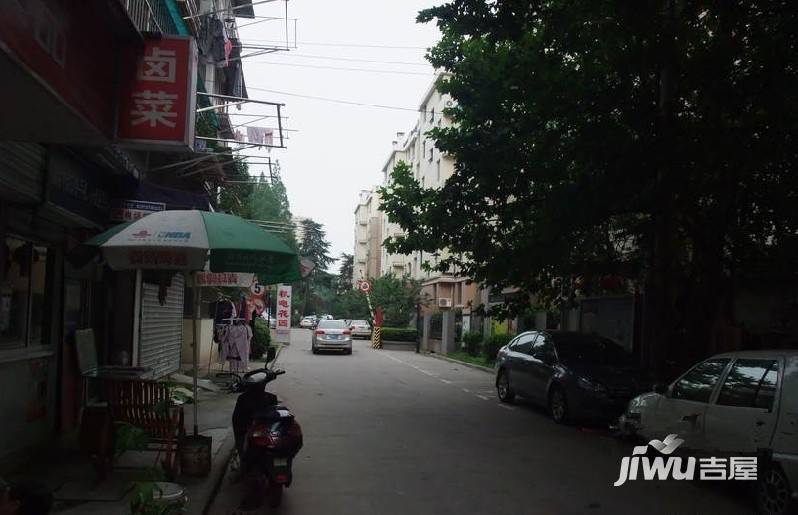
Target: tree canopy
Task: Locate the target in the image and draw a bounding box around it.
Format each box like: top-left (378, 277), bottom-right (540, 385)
top-left (379, 0), bottom-right (798, 368)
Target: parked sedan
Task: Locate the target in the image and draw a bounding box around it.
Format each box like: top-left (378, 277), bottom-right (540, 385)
top-left (495, 331), bottom-right (644, 424)
top-left (620, 350), bottom-right (798, 515)
top-left (299, 316), bottom-right (316, 329)
top-left (311, 319), bottom-right (353, 355)
top-left (348, 320), bottom-right (372, 339)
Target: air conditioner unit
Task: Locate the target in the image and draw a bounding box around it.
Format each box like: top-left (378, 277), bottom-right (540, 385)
top-left (437, 298), bottom-right (453, 309)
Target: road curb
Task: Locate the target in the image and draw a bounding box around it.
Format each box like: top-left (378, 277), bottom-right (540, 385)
top-left (425, 352), bottom-right (495, 375)
top-left (183, 428), bottom-right (236, 515)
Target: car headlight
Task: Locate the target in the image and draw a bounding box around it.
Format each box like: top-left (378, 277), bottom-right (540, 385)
top-left (577, 376), bottom-right (608, 394)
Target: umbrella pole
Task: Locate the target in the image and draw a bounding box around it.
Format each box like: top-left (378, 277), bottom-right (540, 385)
top-left (191, 271), bottom-right (200, 436)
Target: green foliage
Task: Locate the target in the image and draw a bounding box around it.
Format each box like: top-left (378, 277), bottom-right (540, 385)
top-left (462, 331), bottom-right (482, 357)
top-left (380, 327), bottom-right (418, 342)
top-left (336, 253), bottom-right (354, 294)
top-left (369, 275), bottom-right (423, 327)
top-left (378, 1), bottom-right (798, 363)
top-left (114, 422), bottom-right (149, 458)
top-left (482, 334), bottom-right (512, 363)
top-left (299, 219), bottom-right (334, 274)
top-left (329, 288), bottom-right (370, 321)
top-left (130, 476), bottom-right (185, 515)
top-left (251, 318), bottom-right (272, 360)
top-left (217, 161), bottom-right (296, 249)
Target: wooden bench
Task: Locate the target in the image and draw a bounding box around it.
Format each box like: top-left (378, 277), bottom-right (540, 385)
top-left (102, 379), bottom-right (185, 478)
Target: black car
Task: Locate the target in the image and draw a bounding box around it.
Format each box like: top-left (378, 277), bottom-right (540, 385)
top-left (494, 331), bottom-right (644, 424)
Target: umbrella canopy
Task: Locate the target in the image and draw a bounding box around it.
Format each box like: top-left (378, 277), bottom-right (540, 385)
top-left (84, 210), bottom-right (300, 283)
top-left (81, 209), bottom-right (299, 438)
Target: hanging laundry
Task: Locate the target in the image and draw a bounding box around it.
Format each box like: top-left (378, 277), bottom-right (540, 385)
top-left (246, 127), bottom-right (274, 146)
top-left (234, 129), bottom-right (245, 142)
top-left (209, 16), bottom-right (226, 65)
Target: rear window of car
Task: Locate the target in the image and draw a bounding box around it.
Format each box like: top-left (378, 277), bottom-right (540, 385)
top-left (318, 319), bottom-right (347, 329)
top-left (351, 320), bottom-right (369, 326)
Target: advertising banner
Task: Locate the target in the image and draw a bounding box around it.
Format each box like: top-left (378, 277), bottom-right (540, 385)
top-left (110, 200), bottom-right (165, 222)
top-left (275, 284), bottom-right (292, 343)
top-left (195, 272), bottom-right (255, 288)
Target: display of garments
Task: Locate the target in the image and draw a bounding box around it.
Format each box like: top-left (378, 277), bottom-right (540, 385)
top-left (218, 324), bottom-right (252, 372)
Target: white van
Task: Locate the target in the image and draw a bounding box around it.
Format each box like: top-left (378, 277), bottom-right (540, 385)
top-left (620, 350), bottom-right (798, 515)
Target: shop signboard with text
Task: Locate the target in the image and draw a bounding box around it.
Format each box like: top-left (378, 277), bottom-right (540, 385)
top-left (110, 200), bottom-right (165, 222)
top-left (275, 284), bottom-right (292, 343)
top-left (117, 36), bottom-right (197, 151)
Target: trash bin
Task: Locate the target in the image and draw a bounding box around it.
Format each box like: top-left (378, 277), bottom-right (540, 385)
top-left (179, 435), bottom-right (212, 477)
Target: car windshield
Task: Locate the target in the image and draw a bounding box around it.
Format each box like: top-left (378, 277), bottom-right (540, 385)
top-left (553, 334), bottom-right (632, 365)
top-left (318, 319), bottom-right (347, 329)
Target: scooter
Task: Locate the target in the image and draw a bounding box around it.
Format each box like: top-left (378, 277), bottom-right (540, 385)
top-left (230, 368), bottom-right (303, 509)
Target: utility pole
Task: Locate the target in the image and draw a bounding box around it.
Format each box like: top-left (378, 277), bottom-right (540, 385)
top-left (643, 0), bottom-right (677, 376)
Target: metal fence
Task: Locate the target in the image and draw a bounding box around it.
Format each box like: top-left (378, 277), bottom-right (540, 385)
top-left (122, 0), bottom-right (176, 34)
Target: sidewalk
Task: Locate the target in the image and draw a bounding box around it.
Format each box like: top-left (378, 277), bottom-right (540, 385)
top-left (425, 351), bottom-right (496, 374)
top-left (9, 383), bottom-right (238, 515)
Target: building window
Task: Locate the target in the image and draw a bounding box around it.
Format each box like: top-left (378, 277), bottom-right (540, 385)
top-left (436, 159), bottom-right (441, 183)
top-left (429, 107), bottom-right (435, 123)
top-left (428, 146), bottom-right (434, 162)
top-left (1, 237), bottom-right (53, 349)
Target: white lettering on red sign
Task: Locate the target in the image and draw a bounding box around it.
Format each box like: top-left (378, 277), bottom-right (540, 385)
top-left (139, 47), bottom-right (176, 83)
top-left (130, 90), bottom-right (178, 128)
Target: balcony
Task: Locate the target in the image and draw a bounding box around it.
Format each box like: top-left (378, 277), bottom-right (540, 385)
top-left (122, 0), bottom-right (175, 34)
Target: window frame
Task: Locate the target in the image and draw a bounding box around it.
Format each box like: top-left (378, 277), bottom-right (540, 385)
top-left (0, 234), bottom-right (55, 358)
top-left (532, 333), bottom-right (558, 363)
top-left (509, 332), bottom-right (537, 354)
top-left (670, 358), bottom-right (731, 404)
top-left (715, 358), bottom-right (781, 412)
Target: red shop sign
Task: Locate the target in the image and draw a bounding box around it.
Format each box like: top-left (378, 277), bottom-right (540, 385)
top-left (117, 36), bottom-right (197, 151)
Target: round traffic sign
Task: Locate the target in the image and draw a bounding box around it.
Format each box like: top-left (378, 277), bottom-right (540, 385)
top-left (359, 280), bottom-right (371, 293)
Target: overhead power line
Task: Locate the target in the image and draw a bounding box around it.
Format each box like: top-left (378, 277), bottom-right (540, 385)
top-left (245, 86), bottom-right (431, 113)
top-left (246, 60), bottom-right (434, 76)
top-left (239, 38), bottom-right (428, 50)
top-left (250, 51), bottom-right (430, 67)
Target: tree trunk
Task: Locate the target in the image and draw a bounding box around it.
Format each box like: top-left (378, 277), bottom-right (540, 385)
top-left (641, 0), bottom-right (678, 379)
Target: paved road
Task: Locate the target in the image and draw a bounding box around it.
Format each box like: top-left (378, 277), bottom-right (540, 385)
top-left (208, 329), bottom-right (752, 515)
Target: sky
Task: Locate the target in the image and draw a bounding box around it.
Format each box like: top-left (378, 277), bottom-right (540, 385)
top-left (233, 0), bottom-right (442, 272)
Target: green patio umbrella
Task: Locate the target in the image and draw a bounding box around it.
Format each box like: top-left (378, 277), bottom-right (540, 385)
top-left (82, 210), bottom-right (300, 435)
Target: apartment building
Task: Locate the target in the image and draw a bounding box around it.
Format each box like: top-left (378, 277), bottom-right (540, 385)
top-left (353, 74), bottom-right (482, 349)
top-left (353, 189), bottom-right (382, 286)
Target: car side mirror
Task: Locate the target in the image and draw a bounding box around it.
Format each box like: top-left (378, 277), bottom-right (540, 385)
top-left (653, 383), bottom-right (667, 395)
top-left (266, 347), bottom-right (277, 363)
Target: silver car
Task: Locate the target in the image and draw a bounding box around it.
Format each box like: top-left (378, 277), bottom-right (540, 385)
top-left (348, 319), bottom-right (372, 339)
top-left (621, 350), bottom-right (798, 515)
top-left (311, 319), bottom-right (352, 355)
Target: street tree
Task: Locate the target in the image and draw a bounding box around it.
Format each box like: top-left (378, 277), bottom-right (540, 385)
top-left (336, 253), bottom-right (354, 294)
top-left (296, 219), bottom-right (335, 316)
top-left (380, 0), bottom-right (798, 370)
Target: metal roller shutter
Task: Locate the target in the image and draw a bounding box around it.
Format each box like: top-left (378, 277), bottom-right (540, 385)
top-left (139, 273), bottom-right (184, 378)
top-left (0, 142), bottom-right (45, 204)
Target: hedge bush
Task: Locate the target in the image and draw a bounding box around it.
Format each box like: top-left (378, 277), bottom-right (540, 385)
top-left (251, 318), bottom-right (272, 360)
top-left (381, 327), bottom-right (417, 342)
top-left (482, 333), bottom-right (512, 362)
top-left (462, 331), bottom-right (482, 357)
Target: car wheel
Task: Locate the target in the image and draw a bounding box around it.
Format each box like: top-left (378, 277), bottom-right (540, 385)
top-left (548, 385), bottom-right (570, 424)
top-left (496, 369), bottom-right (515, 403)
top-left (759, 465), bottom-right (794, 515)
top-left (311, 346), bottom-right (318, 354)
top-left (345, 348), bottom-right (352, 355)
